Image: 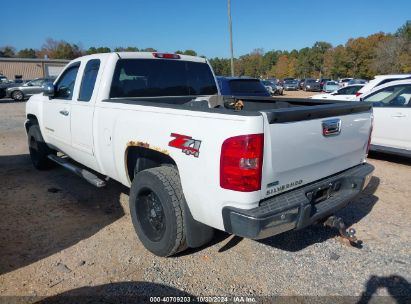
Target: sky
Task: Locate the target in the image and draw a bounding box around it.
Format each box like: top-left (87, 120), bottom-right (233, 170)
top-left (1, 0), bottom-right (410, 58)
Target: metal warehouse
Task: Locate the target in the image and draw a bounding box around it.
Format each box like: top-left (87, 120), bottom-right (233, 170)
top-left (0, 58), bottom-right (69, 80)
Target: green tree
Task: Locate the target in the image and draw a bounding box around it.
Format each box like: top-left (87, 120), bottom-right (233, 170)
top-left (308, 41), bottom-right (332, 78)
top-left (141, 47), bottom-right (157, 52)
top-left (0, 46), bottom-right (16, 57)
top-left (296, 47), bottom-right (312, 78)
top-left (86, 47), bottom-right (111, 54)
top-left (17, 48), bottom-right (37, 58)
top-left (175, 50), bottom-right (197, 56)
top-left (209, 57), bottom-right (231, 76)
top-left (40, 38), bottom-right (83, 60)
top-left (114, 46), bottom-right (139, 52)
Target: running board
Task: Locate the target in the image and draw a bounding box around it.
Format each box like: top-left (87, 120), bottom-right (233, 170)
top-left (48, 154), bottom-right (106, 188)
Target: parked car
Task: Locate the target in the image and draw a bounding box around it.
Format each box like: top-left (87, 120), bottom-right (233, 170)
top-left (0, 75), bottom-right (19, 99)
top-left (348, 79), bottom-right (367, 85)
top-left (261, 79), bottom-right (283, 95)
top-left (216, 76), bottom-right (270, 97)
top-left (298, 79), bottom-right (305, 90)
top-left (283, 79), bottom-right (299, 91)
top-left (0, 74), bottom-right (9, 84)
top-left (360, 79), bottom-right (411, 156)
top-left (6, 78), bottom-right (54, 101)
top-left (26, 52), bottom-right (373, 257)
top-left (339, 78), bottom-right (353, 87)
top-left (355, 74), bottom-right (411, 98)
top-left (311, 84), bottom-right (364, 101)
top-left (303, 79), bottom-right (321, 91)
top-left (319, 78), bottom-right (332, 90)
top-left (323, 81), bottom-right (340, 93)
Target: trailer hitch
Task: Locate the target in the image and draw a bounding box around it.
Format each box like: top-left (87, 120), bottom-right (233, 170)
top-left (323, 216), bottom-right (362, 248)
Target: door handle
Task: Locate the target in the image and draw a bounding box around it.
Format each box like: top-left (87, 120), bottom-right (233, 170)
top-left (391, 113), bottom-right (406, 118)
top-left (59, 110), bottom-right (69, 116)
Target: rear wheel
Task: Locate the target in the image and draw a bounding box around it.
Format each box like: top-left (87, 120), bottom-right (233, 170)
top-left (28, 124), bottom-right (55, 170)
top-left (129, 166), bottom-right (186, 257)
top-left (11, 90), bottom-right (24, 101)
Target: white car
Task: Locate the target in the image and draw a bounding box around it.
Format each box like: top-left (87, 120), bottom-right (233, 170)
top-left (311, 84), bottom-right (364, 101)
top-left (339, 78), bottom-right (353, 87)
top-left (356, 74), bottom-right (411, 98)
top-left (360, 79), bottom-right (411, 156)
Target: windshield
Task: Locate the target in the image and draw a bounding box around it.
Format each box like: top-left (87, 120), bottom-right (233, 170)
top-left (228, 79), bottom-right (267, 94)
top-left (110, 59), bottom-right (218, 98)
top-left (327, 81), bottom-right (338, 85)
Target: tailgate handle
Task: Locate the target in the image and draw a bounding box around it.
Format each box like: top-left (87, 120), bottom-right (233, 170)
top-left (322, 118), bottom-right (341, 137)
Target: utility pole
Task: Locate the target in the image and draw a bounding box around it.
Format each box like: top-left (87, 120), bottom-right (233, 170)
top-left (228, 0), bottom-right (235, 76)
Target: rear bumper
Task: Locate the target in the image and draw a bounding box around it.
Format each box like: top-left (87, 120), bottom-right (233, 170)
top-left (222, 163), bottom-right (374, 239)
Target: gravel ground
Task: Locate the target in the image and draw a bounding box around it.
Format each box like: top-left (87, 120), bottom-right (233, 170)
top-left (0, 98), bottom-right (410, 303)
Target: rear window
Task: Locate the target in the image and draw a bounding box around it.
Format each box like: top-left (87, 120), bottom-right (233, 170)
top-left (228, 79), bottom-right (267, 94)
top-left (110, 59), bottom-right (218, 98)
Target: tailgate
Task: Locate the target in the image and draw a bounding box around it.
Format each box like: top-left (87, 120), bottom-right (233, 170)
top-left (261, 103), bottom-right (372, 199)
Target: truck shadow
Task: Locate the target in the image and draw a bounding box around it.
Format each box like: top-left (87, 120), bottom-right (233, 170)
top-left (0, 154), bottom-right (127, 275)
top-left (258, 176), bottom-right (380, 252)
top-left (35, 281), bottom-right (194, 303)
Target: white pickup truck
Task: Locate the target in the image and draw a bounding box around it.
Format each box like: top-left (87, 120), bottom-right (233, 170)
top-left (26, 52), bottom-right (374, 256)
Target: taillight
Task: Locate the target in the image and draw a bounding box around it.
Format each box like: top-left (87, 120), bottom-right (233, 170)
top-left (220, 134), bottom-right (264, 192)
top-left (366, 116), bottom-right (374, 155)
top-left (152, 52), bottom-right (180, 59)
top-left (355, 92), bottom-right (363, 97)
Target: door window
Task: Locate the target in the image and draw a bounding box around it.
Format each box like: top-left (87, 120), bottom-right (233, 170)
top-left (28, 79), bottom-right (44, 87)
top-left (363, 85), bottom-right (411, 107)
top-left (79, 59), bottom-right (100, 102)
top-left (55, 63), bottom-right (80, 100)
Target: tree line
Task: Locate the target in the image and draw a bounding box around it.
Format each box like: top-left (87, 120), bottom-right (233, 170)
top-left (0, 39), bottom-right (199, 61)
top-left (1, 21), bottom-right (410, 80)
top-left (210, 21), bottom-right (410, 79)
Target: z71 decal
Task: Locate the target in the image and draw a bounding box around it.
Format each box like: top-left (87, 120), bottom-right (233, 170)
top-left (169, 133), bottom-right (201, 158)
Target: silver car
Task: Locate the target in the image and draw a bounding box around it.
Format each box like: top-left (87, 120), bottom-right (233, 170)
top-left (6, 78), bottom-right (54, 101)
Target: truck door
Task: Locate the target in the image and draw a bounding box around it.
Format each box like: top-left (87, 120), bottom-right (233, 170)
top-left (70, 59), bottom-right (101, 156)
top-left (43, 62), bottom-right (80, 151)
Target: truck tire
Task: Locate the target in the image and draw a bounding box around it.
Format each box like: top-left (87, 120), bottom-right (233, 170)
top-left (129, 166), bottom-right (186, 257)
top-left (27, 124), bottom-right (55, 170)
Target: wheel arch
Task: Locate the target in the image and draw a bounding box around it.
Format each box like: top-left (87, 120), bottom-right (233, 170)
top-left (25, 114), bottom-right (39, 133)
top-left (125, 145), bottom-right (177, 183)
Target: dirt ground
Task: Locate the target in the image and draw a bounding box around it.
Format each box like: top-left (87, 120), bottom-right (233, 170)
top-left (0, 97), bottom-right (410, 302)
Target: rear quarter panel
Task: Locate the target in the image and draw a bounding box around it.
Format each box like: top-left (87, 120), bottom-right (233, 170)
top-left (94, 103), bottom-right (264, 230)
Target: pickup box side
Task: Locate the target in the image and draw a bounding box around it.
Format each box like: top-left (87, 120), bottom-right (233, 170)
top-left (94, 101), bottom-right (264, 230)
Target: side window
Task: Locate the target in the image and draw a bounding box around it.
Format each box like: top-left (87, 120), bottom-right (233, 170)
top-left (79, 59), bottom-right (100, 102)
top-left (363, 85), bottom-right (411, 107)
top-left (55, 63), bottom-right (80, 100)
top-left (29, 79), bottom-right (43, 87)
top-left (336, 87), bottom-right (348, 95)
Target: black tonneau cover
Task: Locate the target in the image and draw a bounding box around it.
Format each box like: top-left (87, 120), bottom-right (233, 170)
top-left (102, 96), bottom-right (372, 123)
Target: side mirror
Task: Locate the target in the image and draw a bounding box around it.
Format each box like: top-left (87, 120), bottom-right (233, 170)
top-left (42, 83), bottom-right (55, 97)
top-left (57, 86), bottom-right (71, 98)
